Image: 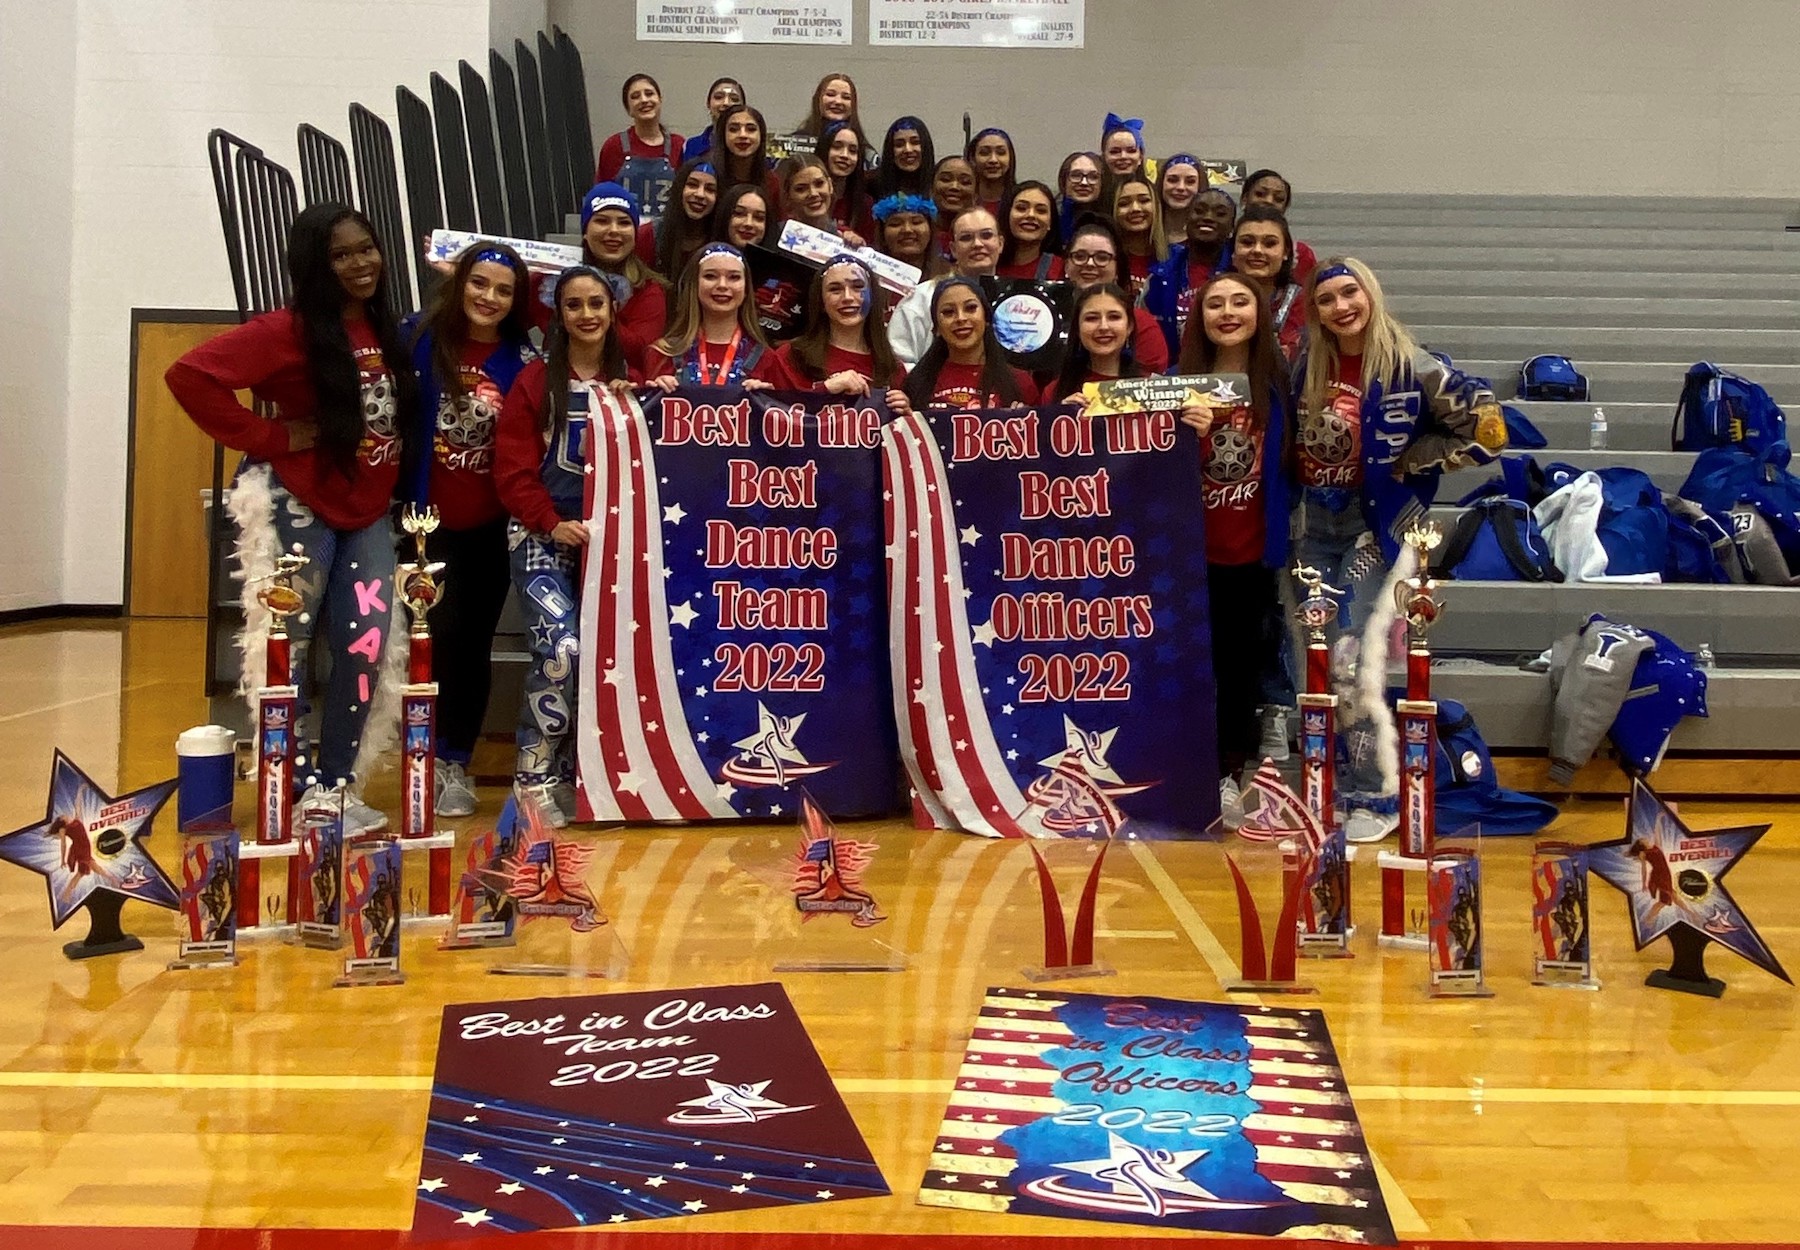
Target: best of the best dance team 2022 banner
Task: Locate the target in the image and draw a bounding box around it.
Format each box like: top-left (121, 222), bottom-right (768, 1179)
top-left (575, 387), bottom-right (1216, 837)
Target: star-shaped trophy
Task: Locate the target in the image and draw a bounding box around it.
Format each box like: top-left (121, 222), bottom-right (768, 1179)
top-left (1588, 778), bottom-right (1789, 995)
top-left (0, 750), bottom-right (180, 958)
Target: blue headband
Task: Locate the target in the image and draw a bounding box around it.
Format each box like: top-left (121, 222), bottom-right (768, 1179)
top-left (693, 161), bottom-right (716, 177)
top-left (1102, 113), bottom-right (1145, 146)
top-left (1164, 153), bottom-right (1200, 171)
top-left (1315, 263), bottom-right (1357, 285)
top-left (695, 242), bottom-right (745, 266)
top-left (471, 247), bottom-right (512, 266)
top-left (971, 126), bottom-right (1012, 147)
top-left (872, 192), bottom-right (937, 222)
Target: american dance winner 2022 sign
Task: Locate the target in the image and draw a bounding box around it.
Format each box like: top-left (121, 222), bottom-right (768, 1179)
top-left (919, 987), bottom-right (1395, 1242)
top-left (575, 388), bottom-right (895, 821)
top-left (885, 404), bottom-right (1218, 838)
top-left (411, 983), bottom-right (887, 1238)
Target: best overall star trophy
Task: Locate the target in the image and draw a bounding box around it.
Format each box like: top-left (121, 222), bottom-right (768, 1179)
top-left (397, 505), bottom-right (455, 921)
top-left (241, 552), bottom-right (309, 935)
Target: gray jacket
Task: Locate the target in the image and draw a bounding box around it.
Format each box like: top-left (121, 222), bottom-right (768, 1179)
top-left (1547, 617), bottom-right (1654, 785)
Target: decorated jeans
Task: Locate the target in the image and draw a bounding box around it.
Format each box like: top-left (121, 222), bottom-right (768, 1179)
top-left (507, 522), bottom-right (581, 786)
top-left (1292, 488), bottom-right (1393, 807)
top-left (263, 476), bottom-right (397, 784)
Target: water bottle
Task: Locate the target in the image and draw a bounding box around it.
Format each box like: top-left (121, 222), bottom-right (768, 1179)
top-left (1588, 406), bottom-right (1608, 451)
top-left (1696, 642), bottom-right (1715, 669)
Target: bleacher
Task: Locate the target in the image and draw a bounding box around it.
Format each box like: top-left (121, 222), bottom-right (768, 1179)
top-left (1289, 193), bottom-right (1800, 755)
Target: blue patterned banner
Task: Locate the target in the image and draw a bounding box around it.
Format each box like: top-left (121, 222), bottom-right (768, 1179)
top-left (575, 388), bottom-right (896, 820)
top-left (885, 405), bottom-right (1218, 838)
top-left (919, 988), bottom-right (1396, 1242)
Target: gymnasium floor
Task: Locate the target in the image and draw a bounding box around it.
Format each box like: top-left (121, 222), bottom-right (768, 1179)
top-left (2, 619), bottom-right (1798, 1247)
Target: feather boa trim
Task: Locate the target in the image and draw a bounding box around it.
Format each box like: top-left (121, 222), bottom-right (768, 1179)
top-left (225, 463), bottom-right (278, 704)
top-left (1335, 539), bottom-right (1420, 801)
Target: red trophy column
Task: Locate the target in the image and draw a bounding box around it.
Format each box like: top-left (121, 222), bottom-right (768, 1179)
top-left (247, 552), bottom-right (308, 931)
top-left (397, 505), bottom-right (452, 916)
top-left (1292, 565), bottom-right (1345, 837)
top-left (1379, 524), bottom-right (1445, 949)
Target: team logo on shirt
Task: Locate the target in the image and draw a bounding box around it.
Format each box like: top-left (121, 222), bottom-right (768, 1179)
top-left (357, 355), bottom-right (400, 466)
top-left (436, 374), bottom-right (504, 472)
top-left (1203, 418), bottom-right (1261, 511)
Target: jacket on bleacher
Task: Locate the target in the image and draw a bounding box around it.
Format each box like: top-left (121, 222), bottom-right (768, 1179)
top-left (1292, 346), bottom-right (1507, 561)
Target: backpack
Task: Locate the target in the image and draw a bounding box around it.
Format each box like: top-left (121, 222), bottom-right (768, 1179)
top-left (1673, 362), bottom-right (1787, 454)
top-left (1518, 354), bottom-right (1590, 401)
top-left (1542, 463), bottom-right (1670, 579)
top-left (1386, 695), bottom-right (1560, 836)
top-left (1679, 440), bottom-right (1800, 576)
top-left (1431, 498), bottom-right (1561, 581)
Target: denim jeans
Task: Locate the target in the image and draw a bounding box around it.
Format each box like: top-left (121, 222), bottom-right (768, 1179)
top-left (1292, 488), bottom-right (1394, 805)
top-left (261, 474), bottom-right (397, 785)
top-left (507, 523), bottom-right (581, 785)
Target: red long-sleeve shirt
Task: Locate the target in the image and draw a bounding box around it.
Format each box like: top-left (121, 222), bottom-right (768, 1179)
top-left (494, 359), bottom-right (641, 535)
top-left (164, 309), bottom-right (400, 531)
top-left (762, 341), bottom-right (907, 391)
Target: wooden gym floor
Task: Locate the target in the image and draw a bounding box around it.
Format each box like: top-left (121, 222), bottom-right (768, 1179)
top-left (2, 619), bottom-right (1798, 1248)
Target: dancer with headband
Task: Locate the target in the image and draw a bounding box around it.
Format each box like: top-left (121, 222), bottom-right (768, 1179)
top-left (493, 264), bottom-right (638, 825)
top-left (645, 243), bottom-right (774, 389)
top-left (763, 254), bottom-right (911, 415)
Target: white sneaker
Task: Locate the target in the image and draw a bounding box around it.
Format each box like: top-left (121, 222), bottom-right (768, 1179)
top-left (1257, 706), bottom-right (1292, 763)
top-left (514, 781), bottom-right (568, 830)
top-left (1219, 777), bottom-right (1246, 830)
top-left (435, 760), bottom-right (477, 818)
top-left (1345, 808), bottom-right (1398, 844)
top-left (549, 781), bottom-right (578, 825)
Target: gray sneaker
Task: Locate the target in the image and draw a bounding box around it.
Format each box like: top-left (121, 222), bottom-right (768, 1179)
top-left (549, 781), bottom-right (579, 825)
top-left (340, 792), bottom-right (390, 837)
top-left (1257, 706), bottom-right (1292, 763)
top-left (435, 760), bottom-right (477, 818)
top-left (513, 781), bottom-right (568, 830)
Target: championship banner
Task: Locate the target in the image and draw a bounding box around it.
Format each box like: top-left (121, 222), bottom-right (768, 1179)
top-left (919, 987), bottom-right (1395, 1242)
top-left (885, 404), bottom-right (1217, 838)
top-left (410, 984), bottom-right (887, 1238)
top-left (636, 0), bottom-right (851, 44)
top-left (870, 0), bottom-right (1083, 47)
top-left (576, 388), bottom-right (895, 821)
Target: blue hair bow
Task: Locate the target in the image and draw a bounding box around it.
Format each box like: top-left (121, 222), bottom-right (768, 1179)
top-left (1102, 113), bottom-right (1145, 146)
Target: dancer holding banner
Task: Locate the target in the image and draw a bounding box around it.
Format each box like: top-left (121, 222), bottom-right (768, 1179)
top-left (901, 278), bottom-right (1033, 410)
top-left (166, 204), bottom-right (418, 836)
top-left (645, 244), bottom-right (774, 388)
top-left (403, 242), bottom-right (536, 818)
top-left (1293, 257), bottom-right (1508, 841)
top-left (762, 255), bottom-right (912, 408)
top-left (1177, 273), bottom-right (1292, 823)
top-left (1045, 284), bottom-right (1153, 401)
top-left (493, 266), bottom-right (635, 825)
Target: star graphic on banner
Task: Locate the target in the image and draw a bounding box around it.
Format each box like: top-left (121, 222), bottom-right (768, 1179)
top-left (714, 781), bottom-right (736, 803)
top-left (669, 601), bottom-right (700, 629)
top-left (815, 1189), bottom-right (835, 1200)
top-left (683, 1199), bottom-right (707, 1212)
top-left (645, 1176), bottom-right (667, 1188)
top-left (496, 1181), bottom-right (523, 1196)
top-left (1588, 778), bottom-right (1789, 981)
top-left (731, 1184), bottom-right (749, 1194)
top-left (608, 1214), bottom-right (628, 1224)
top-left (0, 750), bottom-right (180, 928)
top-left (615, 771), bottom-right (645, 796)
top-left (697, 732), bottom-right (709, 743)
top-left (673, 1162), bottom-right (689, 1171)
top-left (534, 1166), bottom-right (554, 1176)
top-left (1001, 704), bottom-right (1013, 715)
top-left (417, 1178), bottom-right (445, 1192)
top-left (663, 502), bottom-right (688, 524)
top-left (462, 1115), bottom-right (479, 1123)
top-left (603, 667), bottom-right (624, 686)
top-left (550, 1137), bottom-right (566, 1145)
top-left (971, 620), bottom-right (997, 648)
top-left (454, 1209), bottom-right (493, 1227)
top-left (1006, 749), bottom-right (1018, 761)
top-left (695, 686), bottom-right (708, 697)
top-left (1050, 1132), bottom-right (1221, 1213)
top-left (459, 1152), bottom-right (482, 1163)
top-left (959, 525), bottom-right (982, 546)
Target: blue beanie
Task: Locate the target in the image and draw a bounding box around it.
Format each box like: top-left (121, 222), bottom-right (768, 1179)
top-left (581, 182), bottom-right (641, 230)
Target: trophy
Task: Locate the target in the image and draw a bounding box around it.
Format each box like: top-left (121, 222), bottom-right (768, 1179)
top-left (1291, 564), bottom-right (1345, 836)
top-left (396, 505), bottom-right (455, 917)
top-left (1394, 524), bottom-right (1444, 860)
top-left (253, 551), bottom-right (309, 846)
